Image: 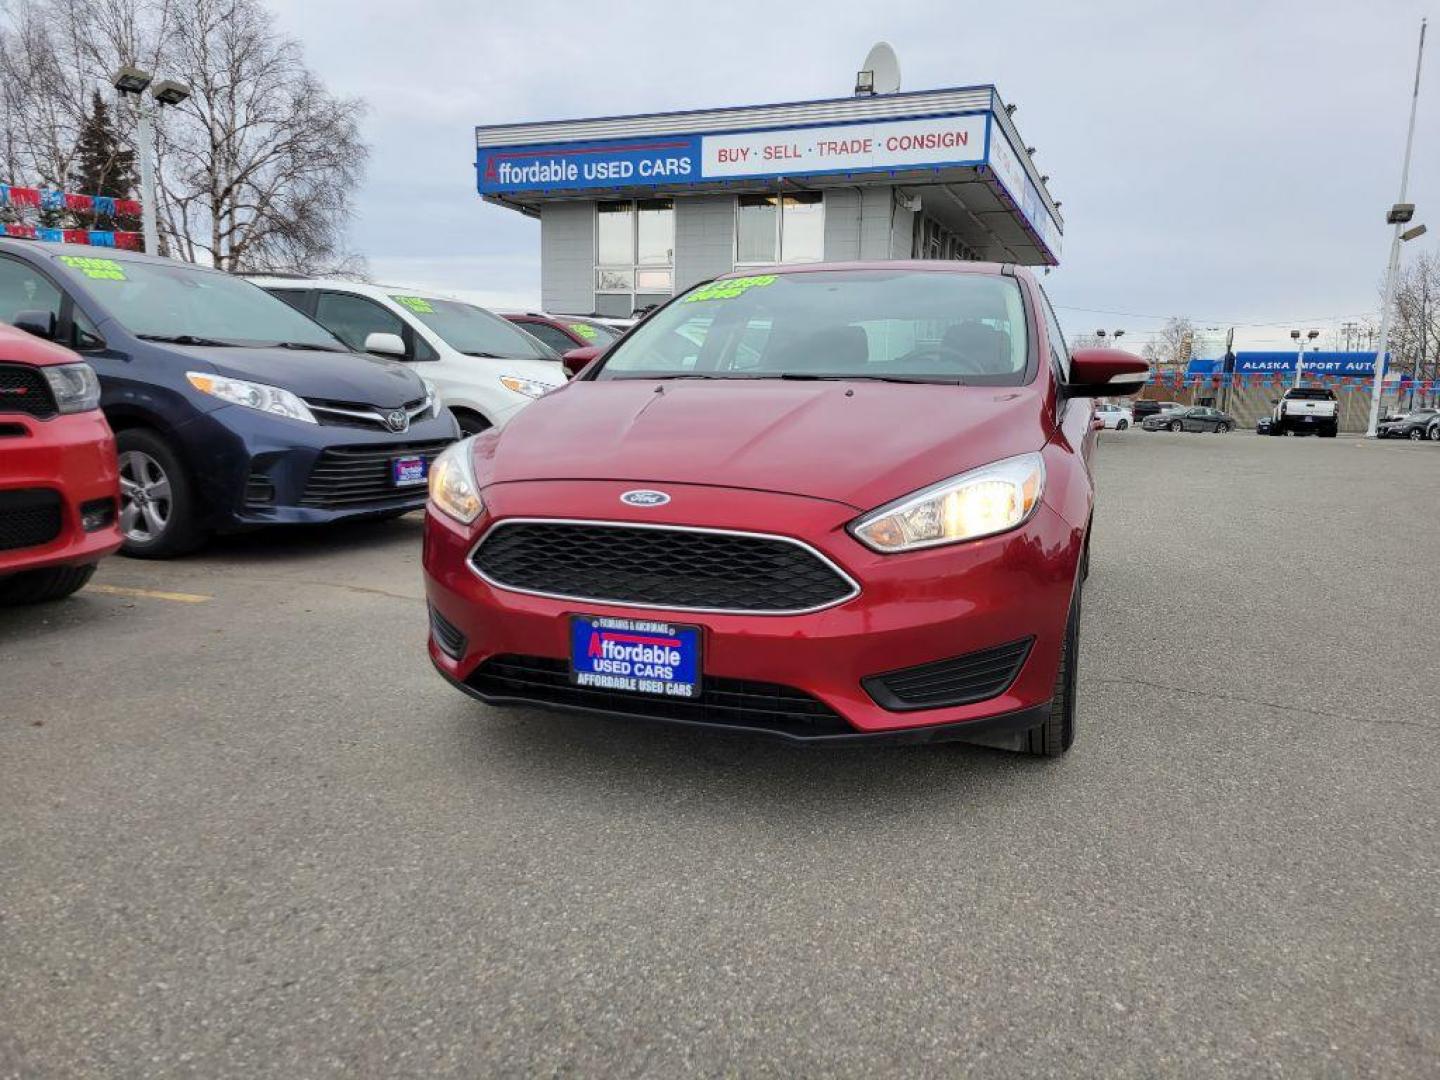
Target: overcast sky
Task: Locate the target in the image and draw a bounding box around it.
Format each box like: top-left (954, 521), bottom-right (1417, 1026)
top-left (269, 0), bottom-right (1437, 352)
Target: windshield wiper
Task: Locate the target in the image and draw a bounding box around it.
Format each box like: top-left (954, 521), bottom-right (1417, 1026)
top-left (461, 350), bottom-right (501, 358)
top-left (262, 341), bottom-right (348, 353)
top-left (136, 333), bottom-right (236, 347)
top-left (775, 372), bottom-right (955, 385)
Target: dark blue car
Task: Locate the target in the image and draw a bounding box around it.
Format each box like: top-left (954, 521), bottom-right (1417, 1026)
top-left (0, 240), bottom-right (459, 557)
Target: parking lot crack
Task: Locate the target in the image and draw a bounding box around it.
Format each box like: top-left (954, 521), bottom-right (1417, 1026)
top-left (1093, 676), bottom-right (1438, 730)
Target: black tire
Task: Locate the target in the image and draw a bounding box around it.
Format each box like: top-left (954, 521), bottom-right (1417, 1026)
top-left (0, 563), bottom-right (98, 605)
top-left (453, 410), bottom-right (492, 437)
top-left (1116, 419), bottom-right (1129, 430)
top-left (1428, 426), bottom-right (1440, 442)
top-left (116, 428), bottom-right (207, 559)
top-left (1169, 420), bottom-right (1183, 432)
top-left (1024, 583), bottom-right (1080, 757)
top-left (1321, 428), bottom-right (1337, 439)
top-left (1408, 429), bottom-right (1424, 441)
top-left (1216, 422), bottom-right (1231, 433)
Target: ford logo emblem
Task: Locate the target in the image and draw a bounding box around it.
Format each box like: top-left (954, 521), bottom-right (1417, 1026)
top-left (620, 489), bottom-right (670, 507)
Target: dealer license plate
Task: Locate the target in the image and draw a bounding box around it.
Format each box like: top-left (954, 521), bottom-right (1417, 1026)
top-left (569, 615), bottom-right (701, 699)
top-left (392, 455), bottom-right (427, 486)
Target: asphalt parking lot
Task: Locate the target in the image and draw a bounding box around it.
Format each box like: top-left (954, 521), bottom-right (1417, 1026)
top-left (2, 431), bottom-right (1438, 1078)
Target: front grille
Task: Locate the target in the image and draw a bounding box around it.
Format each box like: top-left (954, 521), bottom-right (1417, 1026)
top-left (0, 489), bottom-right (63, 552)
top-left (306, 397), bottom-right (427, 431)
top-left (428, 605), bottom-right (467, 660)
top-left (300, 440), bottom-right (452, 509)
top-left (472, 521), bottom-right (857, 613)
top-left (0, 364), bottom-right (56, 418)
top-left (863, 638), bottom-right (1033, 712)
top-left (468, 654), bottom-right (851, 737)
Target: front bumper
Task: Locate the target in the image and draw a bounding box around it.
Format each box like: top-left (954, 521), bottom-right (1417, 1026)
top-left (0, 410), bottom-right (121, 577)
top-left (172, 405), bottom-right (460, 530)
top-left (423, 479), bottom-right (1083, 740)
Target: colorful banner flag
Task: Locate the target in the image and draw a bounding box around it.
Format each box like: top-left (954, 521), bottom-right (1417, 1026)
top-left (88, 230), bottom-right (116, 247)
top-left (65, 193), bottom-right (93, 212)
top-left (4, 223), bottom-right (37, 239)
top-left (115, 231), bottom-right (143, 250)
top-left (93, 196), bottom-right (117, 218)
top-left (62, 229), bottom-right (89, 244)
top-left (8, 187), bottom-right (41, 208)
top-left (116, 199), bottom-right (143, 217)
top-left (37, 227), bottom-right (63, 242)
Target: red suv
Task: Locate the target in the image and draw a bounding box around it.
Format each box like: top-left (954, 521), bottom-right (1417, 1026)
top-left (425, 263), bottom-right (1145, 755)
top-left (1, 324), bottom-right (121, 603)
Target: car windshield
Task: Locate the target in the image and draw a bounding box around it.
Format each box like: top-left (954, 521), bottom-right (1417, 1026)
top-left (1288, 387), bottom-right (1335, 399)
top-left (390, 295), bottom-right (556, 359)
top-left (55, 255), bottom-right (342, 348)
top-left (563, 318), bottom-right (621, 345)
top-left (595, 270), bottom-right (1030, 385)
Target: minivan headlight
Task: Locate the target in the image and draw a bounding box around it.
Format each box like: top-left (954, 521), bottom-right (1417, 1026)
top-left (850, 452), bottom-right (1046, 553)
top-left (429, 437), bottom-right (483, 524)
top-left (42, 362), bottom-right (101, 413)
top-left (421, 378), bottom-right (441, 418)
top-left (186, 371), bottom-right (316, 424)
top-left (499, 374), bottom-right (559, 399)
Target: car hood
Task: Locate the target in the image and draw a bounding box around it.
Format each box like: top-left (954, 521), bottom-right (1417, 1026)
top-left (479, 378), bottom-right (1049, 509)
top-left (161, 344), bottom-right (422, 407)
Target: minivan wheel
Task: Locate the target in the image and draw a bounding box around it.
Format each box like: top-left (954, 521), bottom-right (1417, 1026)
top-left (116, 429), bottom-right (206, 559)
top-left (1024, 583), bottom-right (1080, 758)
top-left (453, 410), bottom-right (492, 437)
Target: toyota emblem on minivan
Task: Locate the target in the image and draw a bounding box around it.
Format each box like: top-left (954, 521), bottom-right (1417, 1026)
top-left (621, 490), bottom-right (670, 507)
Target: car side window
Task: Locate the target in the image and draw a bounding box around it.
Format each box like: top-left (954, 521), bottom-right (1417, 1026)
top-left (1036, 287), bottom-right (1070, 379)
top-left (268, 288), bottom-right (313, 316)
top-left (522, 321), bottom-right (581, 355)
top-left (0, 255), bottom-right (63, 328)
top-left (315, 292), bottom-right (407, 353)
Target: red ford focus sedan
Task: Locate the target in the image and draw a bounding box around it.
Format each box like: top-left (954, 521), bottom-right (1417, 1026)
top-left (1, 324), bottom-right (121, 604)
top-left (423, 262), bottom-right (1145, 755)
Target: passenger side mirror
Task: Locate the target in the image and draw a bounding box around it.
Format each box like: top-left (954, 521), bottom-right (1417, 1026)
top-left (1062, 348), bottom-right (1149, 399)
top-left (562, 346), bottom-right (601, 378)
top-left (13, 309), bottom-right (56, 341)
top-left (364, 331), bottom-right (406, 358)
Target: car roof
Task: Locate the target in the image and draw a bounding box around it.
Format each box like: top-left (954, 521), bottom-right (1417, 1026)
top-left (713, 258), bottom-right (1016, 281)
top-left (0, 237), bottom-right (231, 275)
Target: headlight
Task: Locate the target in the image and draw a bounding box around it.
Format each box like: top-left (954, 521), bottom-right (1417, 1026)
top-left (850, 452), bottom-right (1045, 553)
top-left (421, 378), bottom-right (441, 418)
top-left (428, 437), bottom-right (483, 525)
top-left (498, 374), bottom-right (559, 399)
top-left (186, 371), bottom-right (316, 424)
top-left (41, 362), bottom-right (101, 413)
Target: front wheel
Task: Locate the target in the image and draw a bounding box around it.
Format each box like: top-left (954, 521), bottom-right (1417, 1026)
top-left (1429, 426), bottom-right (1440, 442)
top-left (1409, 429), bottom-right (1424, 441)
top-left (1024, 583), bottom-right (1080, 757)
top-left (116, 429), bottom-right (207, 559)
top-left (1169, 420), bottom-right (1183, 432)
top-left (1116, 419), bottom-right (1129, 430)
top-left (1217, 422), bottom-right (1231, 433)
top-left (0, 563), bottom-right (98, 605)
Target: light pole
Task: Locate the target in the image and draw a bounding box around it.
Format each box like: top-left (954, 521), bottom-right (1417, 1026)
top-left (1291, 329), bottom-right (1320, 386)
top-left (1367, 18), bottom-right (1428, 437)
top-left (111, 66), bottom-right (191, 256)
top-left (1095, 329), bottom-right (1125, 346)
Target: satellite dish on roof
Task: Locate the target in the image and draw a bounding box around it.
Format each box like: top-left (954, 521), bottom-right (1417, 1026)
top-left (856, 42), bottom-right (901, 96)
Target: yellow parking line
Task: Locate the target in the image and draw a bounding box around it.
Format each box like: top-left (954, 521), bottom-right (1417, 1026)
top-left (90, 584), bottom-right (212, 604)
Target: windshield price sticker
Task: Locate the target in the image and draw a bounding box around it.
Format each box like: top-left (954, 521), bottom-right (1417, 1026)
top-left (391, 295), bottom-right (435, 314)
top-left (683, 274), bottom-right (776, 304)
top-left (569, 322), bottom-right (599, 340)
top-left (58, 256), bottom-right (127, 281)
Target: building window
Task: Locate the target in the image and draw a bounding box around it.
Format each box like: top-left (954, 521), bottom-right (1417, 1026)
top-left (735, 192), bottom-right (825, 266)
top-left (917, 216), bottom-right (977, 263)
top-left (596, 199), bottom-right (673, 316)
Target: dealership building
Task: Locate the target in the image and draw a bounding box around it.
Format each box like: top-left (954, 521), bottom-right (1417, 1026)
top-left (474, 84), bottom-right (1063, 317)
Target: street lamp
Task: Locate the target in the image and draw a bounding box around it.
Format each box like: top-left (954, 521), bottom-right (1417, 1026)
top-left (112, 66), bottom-right (191, 256)
top-left (1292, 329), bottom-right (1320, 386)
top-left (1095, 329), bottom-right (1125, 345)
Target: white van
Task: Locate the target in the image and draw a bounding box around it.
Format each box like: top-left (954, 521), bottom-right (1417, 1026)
top-left (251, 278), bottom-right (563, 435)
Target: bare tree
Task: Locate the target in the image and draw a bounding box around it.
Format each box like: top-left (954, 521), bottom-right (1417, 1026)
top-left (1388, 249), bottom-right (1440, 387)
top-left (1068, 331), bottom-right (1105, 351)
top-left (0, 0), bottom-right (367, 272)
top-left (1141, 316), bottom-right (1197, 368)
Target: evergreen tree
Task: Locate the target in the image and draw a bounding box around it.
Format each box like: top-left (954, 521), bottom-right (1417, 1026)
top-left (67, 91), bottom-right (138, 230)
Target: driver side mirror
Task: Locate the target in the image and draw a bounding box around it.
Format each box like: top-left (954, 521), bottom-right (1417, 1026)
top-left (14, 309), bottom-right (56, 341)
top-left (1063, 348), bottom-right (1149, 399)
top-left (364, 331), bottom-right (406, 358)
top-left (562, 346), bottom-right (601, 378)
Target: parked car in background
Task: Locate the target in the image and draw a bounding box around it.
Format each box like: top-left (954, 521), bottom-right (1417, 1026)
top-left (1095, 403), bottom-right (1133, 429)
top-left (255, 279), bottom-right (564, 436)
top-left (1270, 385), bottom-right (1338, 437)
top-left (503, 312), bottom-right (622, 356)
top-left (0, 324), bottom-right (121, 603)
top-left (1256, 415), bottom-right (1275, 435)
top-left (1132, 399), bottom-right (1182, 425)
top-left (1142, 406), bottom-right (1236, 432)
top-left (425, 261), bottom-right (1149, 757)
top-left (1429, 414), bottom-right (1440, 442)
top-left (1377, 408), bottom-right (1438, 440)
top-left (0, 241), bottom-right (459, 558)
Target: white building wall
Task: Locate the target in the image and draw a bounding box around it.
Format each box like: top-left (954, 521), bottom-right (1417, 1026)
top-left (540, 202), bottom-right (594, 314)
top-left (674, 197), bottom-right (735, 291)
top-left (821, 189), bottom-right (862, 261)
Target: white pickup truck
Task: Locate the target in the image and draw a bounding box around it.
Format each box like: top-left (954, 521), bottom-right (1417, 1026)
top-left (1271, 386), bottom-right (1338, 437)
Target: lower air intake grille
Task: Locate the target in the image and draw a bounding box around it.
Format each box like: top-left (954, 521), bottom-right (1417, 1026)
top-left (0, 489), bottom-right (63, 552)
top-left (468, 654), bottom-right (851, 737)
top-left (863, 638), bottom-right (1034, 711)
top-left (428, 605), bottom-right (467, 660)
top-left (472, 521), bottom-right (856, 613)
top-left (0, 364), bottom-right (56, 418)
top-left (301, 440), bottom-right (452, 509)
